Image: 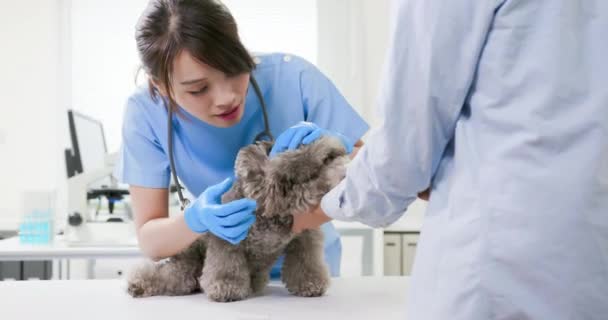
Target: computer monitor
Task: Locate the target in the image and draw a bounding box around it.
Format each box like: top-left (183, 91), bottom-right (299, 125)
top-left (64, 110), bottom-right (112, 188)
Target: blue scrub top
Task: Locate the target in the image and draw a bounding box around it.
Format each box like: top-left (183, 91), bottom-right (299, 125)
top-left (115, 53), bottom-right (369, 277)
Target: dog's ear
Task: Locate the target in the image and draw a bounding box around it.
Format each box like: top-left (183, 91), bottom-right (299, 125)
top-left (262, 136), bottom-right (348, 217)
top-left (302, 135), bottom-right (347, 166)
top-left (266, 136), bottom-right (347, 185)
top-left (233, 141), bottom-right (271, 198)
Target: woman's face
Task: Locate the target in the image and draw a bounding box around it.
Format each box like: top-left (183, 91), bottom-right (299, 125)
top-left (162, 50), bottom-right (250, 128)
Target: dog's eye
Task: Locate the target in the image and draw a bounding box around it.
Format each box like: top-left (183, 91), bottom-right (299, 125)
top-left (323, 150), bottom-right (340, 165)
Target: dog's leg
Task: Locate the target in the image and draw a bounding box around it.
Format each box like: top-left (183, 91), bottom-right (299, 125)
top-left (200, 236), bottom-right (251, 302)
top-left (248, 252), bottom-right (282, 294)
top-left (127, 240), bottom-right (205, 298)
top-left (249, 269), bottom-right (270, 295)
top-left (281, 229), bottom-right (330, 297)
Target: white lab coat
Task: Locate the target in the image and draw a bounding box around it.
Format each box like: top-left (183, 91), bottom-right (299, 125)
top-left (321, 0), bottom-right (608, 319)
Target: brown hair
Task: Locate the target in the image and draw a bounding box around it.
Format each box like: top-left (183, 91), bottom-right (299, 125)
top-left (135, 0), bottom-right (255, 110)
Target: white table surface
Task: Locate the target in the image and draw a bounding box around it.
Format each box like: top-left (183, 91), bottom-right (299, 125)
top-left (0, 236), bottom-right (141, 261)
top-left (0, 276), bottom-right (408, 320)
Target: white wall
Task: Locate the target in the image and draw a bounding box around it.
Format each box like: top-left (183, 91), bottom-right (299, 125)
top-left (0, 0), bottom-right (67, 229)
top-left (70, 0), bottom-right (149, 153)
top-left (317, 0), bottom-right (391, 126)
top-left (224, 0), bottom-right (317, 64)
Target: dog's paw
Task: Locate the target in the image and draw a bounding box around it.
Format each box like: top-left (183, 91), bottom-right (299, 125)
top-left (127, 279), bottom-right (153, 298)
top-left (126, 264), bottom-right (159, 298)
top-left (286, 278), bottom-right (329, 297)
top-left (204, 280), bottom-right (251, 302)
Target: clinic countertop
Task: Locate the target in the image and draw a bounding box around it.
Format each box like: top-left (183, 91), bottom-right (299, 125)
top-left (0, 276), bottom-right (408, 319)
top-left (0, 236), bottom-right (141, 260)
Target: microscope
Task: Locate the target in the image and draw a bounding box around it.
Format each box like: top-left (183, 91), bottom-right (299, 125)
top-left (63, 110), bottom-right (135, 246)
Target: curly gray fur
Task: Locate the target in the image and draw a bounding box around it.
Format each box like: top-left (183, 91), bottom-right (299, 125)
top-left (127, 136), bottom-right (349, 302)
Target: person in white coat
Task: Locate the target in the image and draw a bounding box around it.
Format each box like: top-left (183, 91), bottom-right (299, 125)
top-left (293, 0), bottom-right (608, 319)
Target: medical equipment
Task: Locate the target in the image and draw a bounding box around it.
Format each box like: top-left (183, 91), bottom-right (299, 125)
top-left (18, 191), bottom-right (55, 245)
top-left (64, 110), bottom-right (135, 246)
top-left (169, 75), bottom-right (274, 211)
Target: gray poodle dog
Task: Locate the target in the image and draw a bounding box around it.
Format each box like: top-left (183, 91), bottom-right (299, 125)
top-left (127, 136), bottom-right (349, 302)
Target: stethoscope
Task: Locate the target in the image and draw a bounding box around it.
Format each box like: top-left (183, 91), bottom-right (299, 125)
top-left (167, 75), bottom-right (274, 211)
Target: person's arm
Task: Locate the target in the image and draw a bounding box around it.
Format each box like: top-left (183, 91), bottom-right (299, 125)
top-left (350, 140), bottom-right (364, 159)
top-left (310, 0), bottom-right (501, 228)
top-left (130, 186), bottom-right (199, 261)
top-left (114, 96), bottom-right (197, 260)
top-left (130, 176), bottom-right (257, 260)
top-left (292, 139), bottom-right (429, 233)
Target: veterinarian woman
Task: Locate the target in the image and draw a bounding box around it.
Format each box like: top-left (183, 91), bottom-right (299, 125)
top-left (114, 0), bottom-right (368, 278)
top-left (295, 0), bottom-right (608, 319)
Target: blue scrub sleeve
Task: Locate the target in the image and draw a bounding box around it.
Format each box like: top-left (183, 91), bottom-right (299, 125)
top-left (113, 97), bottom-right (171, 188)
top-left (298, 59), bottom-right (370, 143)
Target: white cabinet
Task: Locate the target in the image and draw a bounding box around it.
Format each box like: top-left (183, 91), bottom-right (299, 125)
top-left (383, 232), bottom-right (419, 276)
top-left (383, 234), bottom-right (402, 276)
top-left (401, 233), bottom-right (419, 275)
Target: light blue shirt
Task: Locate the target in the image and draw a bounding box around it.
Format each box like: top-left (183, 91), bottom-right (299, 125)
top-left (116, 53), bottom-right (369, 277)
top-left (322, 1), bottom-right (608, 319)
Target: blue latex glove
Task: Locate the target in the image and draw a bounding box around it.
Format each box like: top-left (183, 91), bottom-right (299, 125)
top-left (269, 121), bottom-right (354, 157)
top-left (184, 177), bottom-right (256, 245)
